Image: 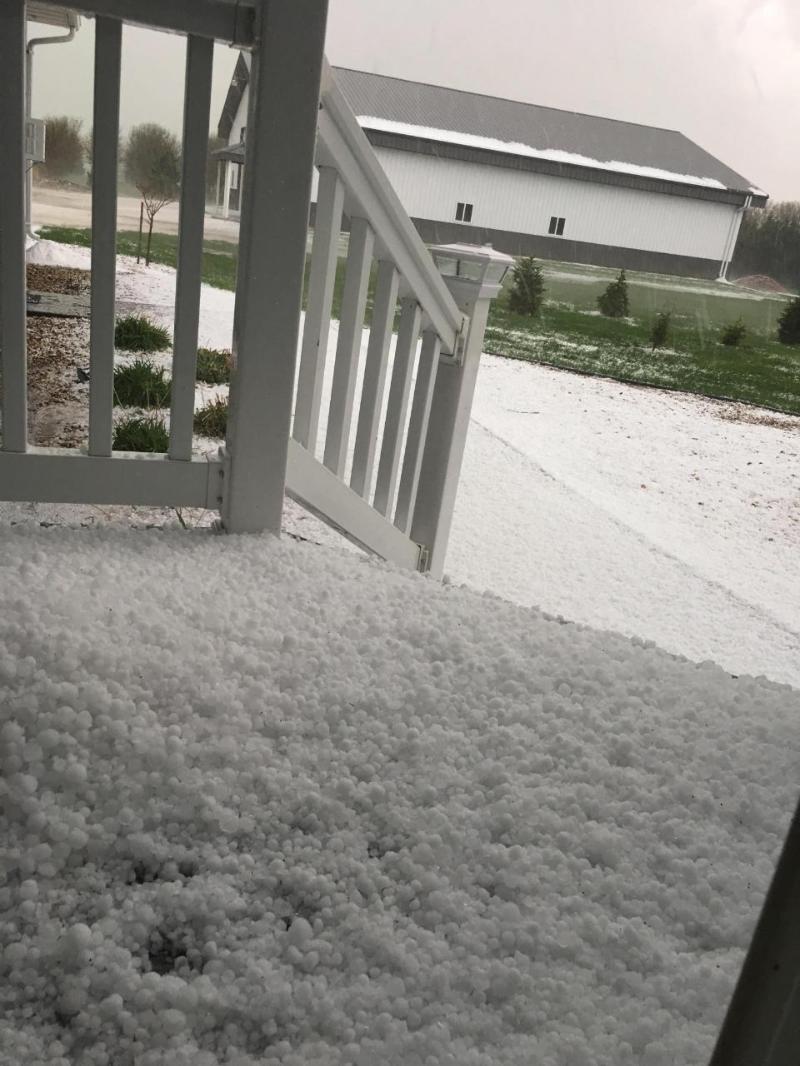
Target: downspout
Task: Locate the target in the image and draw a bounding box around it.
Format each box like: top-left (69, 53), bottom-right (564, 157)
top-left (25, 17), bottom-right (80, 237)
top-left (718, 194), bottom-right (751, 282)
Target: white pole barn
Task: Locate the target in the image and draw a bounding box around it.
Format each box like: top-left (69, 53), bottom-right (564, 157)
top-left (215, 61), bottom-right (766, 280)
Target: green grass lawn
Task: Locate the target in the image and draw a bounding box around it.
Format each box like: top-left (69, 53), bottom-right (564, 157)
top-left (39, 226), bottom-right (240, 292)
top-left (38, 226), bottom-right (800, 413)
top-left (485, 299), bottom-right (800, 414)
top-left (482, 258), bottom-right (799, 414)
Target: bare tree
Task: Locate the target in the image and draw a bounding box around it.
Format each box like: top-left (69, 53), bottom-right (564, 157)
top-left (124, 124), bottom-right (181, 266)
top-left (41, 115), bottom-right (84, 181)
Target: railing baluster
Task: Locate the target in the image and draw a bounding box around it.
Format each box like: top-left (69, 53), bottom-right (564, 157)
top-left (294, 166), bottom-right (344, 452)
top-left (373, 298), bottom-right (421, 517)
top-left (350, 259), bottom-right (399, 497)
top-left (393, 330), bottom-right (440, 533)
top-left (323, 216), bottom-right (374, 478)
top-left (0, 1), bottom-right (28, 453)
top-left (88, 17), bottom-right (122, 457)
top-left (169, 35), bottom-right (214, 462)
top-left (316, 62), bottom-right (462, 355)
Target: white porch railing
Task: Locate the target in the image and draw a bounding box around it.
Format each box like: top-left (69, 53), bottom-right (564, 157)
top-left (0, 0), bottom-right (510, 578)
top-left (284, 62), bottom-right (511, 575)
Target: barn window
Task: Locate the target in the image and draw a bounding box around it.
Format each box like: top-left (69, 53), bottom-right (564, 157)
top-left (549, 215), bottom-right (566, 236)
top-left (456, 202), bottom-right (474, 222)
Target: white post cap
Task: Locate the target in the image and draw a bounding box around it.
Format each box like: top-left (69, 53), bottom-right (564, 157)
top-left (429, 242), bottom-right (515, 301)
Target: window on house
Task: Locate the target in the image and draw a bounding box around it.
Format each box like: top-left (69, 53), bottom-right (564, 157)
top-left (240, 125), bottom-right (247, 144)
top-left (549, 215), bottom-right (566, 236)
top-left (456, 201), bottom-right (474, 222)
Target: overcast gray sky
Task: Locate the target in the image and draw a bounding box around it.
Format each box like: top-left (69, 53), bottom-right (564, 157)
top-left (30, 0), bottom-right (799, 200)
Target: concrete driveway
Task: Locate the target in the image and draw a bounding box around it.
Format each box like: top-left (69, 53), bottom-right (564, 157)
top-left (32, 185), bottom-right (240, 243)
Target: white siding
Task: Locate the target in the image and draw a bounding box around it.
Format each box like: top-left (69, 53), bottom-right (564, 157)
top-left (371, 148), bottom-right (736, 262)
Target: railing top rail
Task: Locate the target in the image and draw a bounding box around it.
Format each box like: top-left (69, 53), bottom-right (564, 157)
top-left (317, 60), bottom-right (464, 354)
top-left (41, 0), bottom-right (256, 45)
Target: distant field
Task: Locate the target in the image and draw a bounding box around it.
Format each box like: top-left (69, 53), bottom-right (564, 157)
top-left (487, 261), bottom-right (799, 414)
top-left (531, 258), bottom-right (791, 336)
top-left (38, 226), bottom-right (799, 413)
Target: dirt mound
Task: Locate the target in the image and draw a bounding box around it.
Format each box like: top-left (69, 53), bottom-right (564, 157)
top-left (733, 274), bottom-right (791, 294)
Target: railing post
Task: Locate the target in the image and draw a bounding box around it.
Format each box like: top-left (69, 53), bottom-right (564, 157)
top-left (0, 0), bottom-right (28, 454)
top-left (221, 0), bottom-right (329, 534)
top-left (88, 16), bottom-right (122, 457)
top-left (410, 245), bottom-right (514, 578)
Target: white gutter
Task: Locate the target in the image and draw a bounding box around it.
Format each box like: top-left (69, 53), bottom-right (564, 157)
top-left (25, 11), bottom-right (81, 236)
top-left (718, 193), bottom-right (752, 282)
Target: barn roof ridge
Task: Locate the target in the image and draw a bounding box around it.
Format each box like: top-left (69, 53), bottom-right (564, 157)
top-left (330, 65), bottom-right (683, 139)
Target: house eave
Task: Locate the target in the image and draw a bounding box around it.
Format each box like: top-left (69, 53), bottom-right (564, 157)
top-left (212, 142), bottom-right (245, 163)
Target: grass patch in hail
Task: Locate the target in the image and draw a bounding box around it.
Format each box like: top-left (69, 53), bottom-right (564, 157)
top-left (113, 415), bottom-right (169, 452)
top-left (194, 397), bottom-right (228, 438)
top-left (196, 348), bottom-right (232, 385)
top-left (114, 314), bottom-right (171, 353)
top-left (113, 359), bottom-right (171, 408)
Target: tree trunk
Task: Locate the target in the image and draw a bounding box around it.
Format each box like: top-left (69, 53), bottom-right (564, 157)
top-left (145, 213), bottom-right (154, 267)
top-left (136, 201), bottom-right (144, 264)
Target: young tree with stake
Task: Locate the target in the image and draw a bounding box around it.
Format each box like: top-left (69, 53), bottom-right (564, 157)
top-left (124, 124), bottom-right (181, 266)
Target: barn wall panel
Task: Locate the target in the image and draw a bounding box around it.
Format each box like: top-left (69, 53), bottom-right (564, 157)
top-left (371, 148), bottom-right (735, 262)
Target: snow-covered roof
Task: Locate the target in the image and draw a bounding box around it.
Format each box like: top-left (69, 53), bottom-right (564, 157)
top-left (358, 115), bottom-right (730, 192)
top-left (336, 68), bottom-right (765, 204)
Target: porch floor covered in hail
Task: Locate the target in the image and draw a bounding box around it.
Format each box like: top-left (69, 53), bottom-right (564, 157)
top-left (1, 517), bottom-right (798, 1066)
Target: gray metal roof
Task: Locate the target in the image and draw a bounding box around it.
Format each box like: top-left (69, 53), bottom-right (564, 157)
top-left (218, 52), bottom-right (249, 140)
top-left (216, 60), bottom-right (765, 204)
top-left (334, 68), bottom-right (760, 198)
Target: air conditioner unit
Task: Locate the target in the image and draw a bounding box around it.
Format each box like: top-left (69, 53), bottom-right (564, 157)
top-left (26, 118), bottom-right (47, 163)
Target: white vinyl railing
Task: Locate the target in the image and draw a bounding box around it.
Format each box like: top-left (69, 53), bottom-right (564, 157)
top-left (285, 62), bottom-right (511, 575)
top-left (0, 0), bottom-right (258, 507)
top-left (0, 0), bottom-right (508, 579)
top-left (0, 0), bottom-right (318, 515)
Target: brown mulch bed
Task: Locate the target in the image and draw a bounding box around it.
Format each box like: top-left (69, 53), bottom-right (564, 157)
top-left (24, 264), bottom-right (92, 448)
top-left (27, 263), bottom-right (90, 296)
